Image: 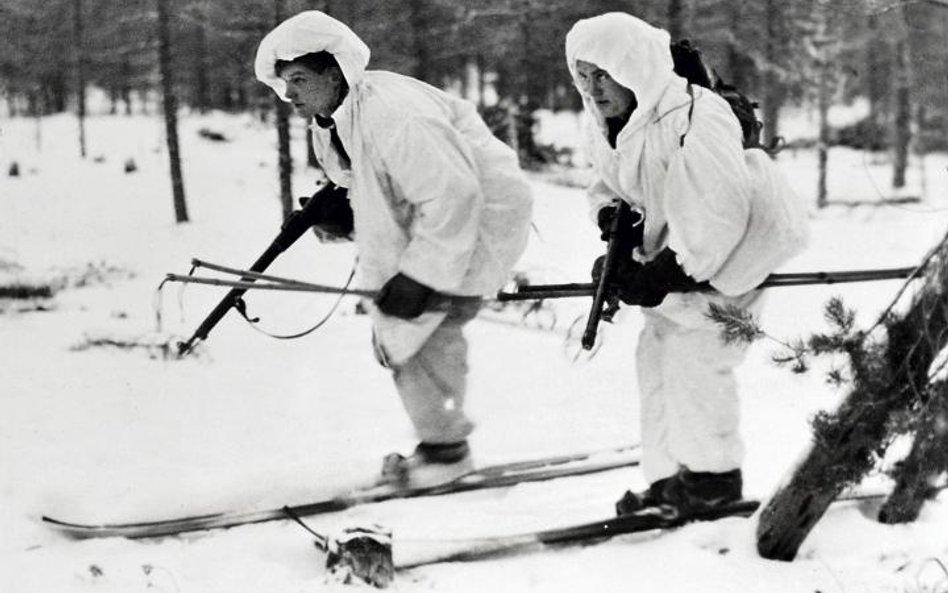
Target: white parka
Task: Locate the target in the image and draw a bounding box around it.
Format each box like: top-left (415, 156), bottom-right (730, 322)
top-left (255, 12), bottom-right (532, 364)
top-left (565, 13), bottom-right (808, 297)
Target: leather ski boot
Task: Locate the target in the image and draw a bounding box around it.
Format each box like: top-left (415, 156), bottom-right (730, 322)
top-left (662, 468), bottom-right (743, 517)
top-left (378, 441), bottom-right (473, 488)
top-left (615, 476), bottom-right (675, 516)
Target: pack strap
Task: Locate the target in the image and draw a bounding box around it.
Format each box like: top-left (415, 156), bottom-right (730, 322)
top-left (679, 83), bottom-right (695, 147)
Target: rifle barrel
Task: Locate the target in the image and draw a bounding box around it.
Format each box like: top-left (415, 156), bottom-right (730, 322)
top-left (495, 266), bottom-right (919, 303)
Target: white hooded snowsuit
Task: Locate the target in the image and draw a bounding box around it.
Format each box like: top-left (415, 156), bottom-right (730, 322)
top-left (565, 13), bottom-right (808, 482)
top-left (256, 12), bottom-right (533, 445)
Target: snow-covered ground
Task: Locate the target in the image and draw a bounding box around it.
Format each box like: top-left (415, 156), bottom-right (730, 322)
top-left (1, 109), bottom-right (947, 593)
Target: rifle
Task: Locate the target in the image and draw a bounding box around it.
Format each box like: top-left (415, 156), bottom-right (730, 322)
top-left (498, 266), bottom-right (920, 304)
top-left (580, 203), bottom-right (643, 350)
top-left (176, 183), bottom-right (347, 357)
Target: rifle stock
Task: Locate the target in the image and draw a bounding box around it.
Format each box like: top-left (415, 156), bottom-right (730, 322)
top-left (176, 184), bottom-right (340, 356)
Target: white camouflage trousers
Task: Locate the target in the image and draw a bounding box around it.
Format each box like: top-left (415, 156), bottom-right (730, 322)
top-left (636, 290), bottom-right (765, 483)
top-left (389, 300), bottom-right (481, 445)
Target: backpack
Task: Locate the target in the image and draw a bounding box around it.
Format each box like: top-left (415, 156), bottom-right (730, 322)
top-left (669, 39), bottom-right (767, 151)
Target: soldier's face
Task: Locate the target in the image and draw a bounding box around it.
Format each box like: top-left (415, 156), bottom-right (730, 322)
top-left (280, 63), bottom-right (344, 120)
top-left (575, 60), bottom-right (637, 120)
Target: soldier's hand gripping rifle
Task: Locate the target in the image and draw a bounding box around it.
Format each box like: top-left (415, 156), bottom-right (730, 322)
top-left (176, 183), bottom-right (351, 357)
top-left (581, 202), bottom-right (643, 350)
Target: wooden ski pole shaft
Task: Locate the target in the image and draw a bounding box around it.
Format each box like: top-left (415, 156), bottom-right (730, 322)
top-left (165, 273), bottom-right (374, 297)
top-left (190, 258), bottom-right (319, 286)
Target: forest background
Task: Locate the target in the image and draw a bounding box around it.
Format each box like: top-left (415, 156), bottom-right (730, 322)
top-left (3, 0), bottom-right (948, 221)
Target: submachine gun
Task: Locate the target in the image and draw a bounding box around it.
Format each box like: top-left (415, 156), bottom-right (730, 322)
top-left (580, 202), bottom-right (643, 350)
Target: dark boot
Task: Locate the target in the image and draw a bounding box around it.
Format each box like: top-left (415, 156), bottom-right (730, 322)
top-left (413, 441), bottom-right (471, 463)
top-left (663, 468), bottom-right (743, 516)
top-left (379, 441), bottom-right (472, 488)
top-left (615, 476), bottom-right (675, 516)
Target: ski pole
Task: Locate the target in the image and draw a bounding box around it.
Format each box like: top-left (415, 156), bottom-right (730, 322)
top-left (164, 273), bottom-right (375, 297)
top-left (189, 258), bottom-right (324, 287)
top-left (175, 185), bottom-right (339, 357)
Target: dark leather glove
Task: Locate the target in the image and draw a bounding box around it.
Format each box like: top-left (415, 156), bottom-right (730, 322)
top-left (297, 183), bottom-right (353, 240)
top-left (614, 248), bottom-right (706, 307)
top-left (375, 273), bottom-right (436, 319)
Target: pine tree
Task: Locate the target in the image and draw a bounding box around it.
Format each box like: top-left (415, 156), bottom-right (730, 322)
top-left (878, 380), bottom-right (948, 523)
top-left (745, 233), bottom-right (948, 561)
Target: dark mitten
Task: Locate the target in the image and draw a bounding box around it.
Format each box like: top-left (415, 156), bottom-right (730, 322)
top-left (591, 254), bottom-right (642, 287)
top-left (375, 273), bottom-right (435, 319)
top-left (616, 248), bottom-right (705, 307)
top-left (596, 204), bottom-right (644, 245)
top-left (591, 254), bottom-right (642, 318)
top-left (297, 183), bottom-right (353, 240)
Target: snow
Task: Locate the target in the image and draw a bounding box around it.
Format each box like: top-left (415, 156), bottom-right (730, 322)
top-left (2, 108), bottom-right (948, 593)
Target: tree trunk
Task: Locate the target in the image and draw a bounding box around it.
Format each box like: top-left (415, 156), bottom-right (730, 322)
top-left (34, 108), bottom-right (43, 152)
top-left (274, 0), bottom-right (294, 221)
top-left (865, 15), bottom-right (887, 133)
top-left (157, 0), bottom-right (189, 224)
top-left (47, 69), bottom-right (69, 113)
top-left (505, 101), bottom-right (519, 157)
top-left (461, 55), bottom-right (476, 104)
top-left (891, 38), bottom-right (911, 189)
top-left (816, 65), bottom-right (830, 209)
top-left (193, 18), bottom-right (210, 113)
top-left (723, 0), bottom-right (750, 89)
top-left (760, 0), bottom-right (783, 151)
top-left (73, 0), bottom-right (87, 158)
top-left (878, 381), bottom-right (948, 523)
top-left (277, 100), bottom-right (293, 220)
top-left (477, 54), bottom-right (486, 109)
top-left (757, 238), bottom-right (948, 561)
top-left (305, 0), bottom-right (330, 136)
top-left (916, 105), bottom-right (928, 201)
top-left (666, 0), bottom-right (686, 40)
top-left (815, 13), bottom-right (831, 209)
top-left (138, 88), bottom-right (150, 116)
top-left (518, 0), bottom-right (532, 105)
top-left (6, 91), bottom-right (16, 117)
top-left (409, 0), bottom-right (431, 82)
top-left (121, 60), bottom-right (133, 116)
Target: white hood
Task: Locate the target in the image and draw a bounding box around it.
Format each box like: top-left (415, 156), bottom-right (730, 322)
top-left (565, 12), bottom-right (674, 134)
top-left (254, 10), bottom-right (370, 100)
